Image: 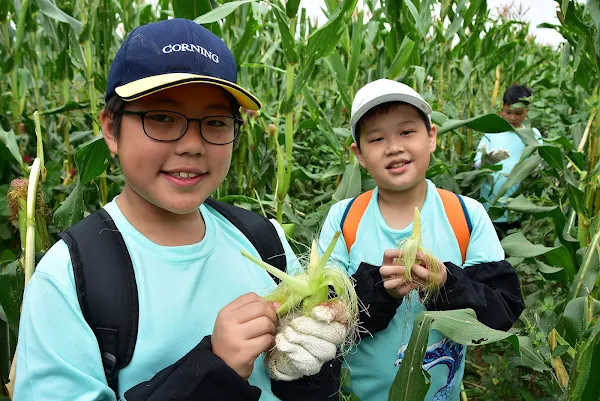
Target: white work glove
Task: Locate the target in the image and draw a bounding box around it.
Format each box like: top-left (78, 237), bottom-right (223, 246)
top-left (480, 143), bottom-right (510, 165)
top-left (265, 300), bottom-right (348, 381)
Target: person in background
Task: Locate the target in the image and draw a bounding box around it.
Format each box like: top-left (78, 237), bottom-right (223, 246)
top-left (474, 83), bottom-right (542, 234)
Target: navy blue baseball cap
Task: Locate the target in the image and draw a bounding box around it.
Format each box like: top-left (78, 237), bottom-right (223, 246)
top-left (105, 18), bottom-right (261, 110)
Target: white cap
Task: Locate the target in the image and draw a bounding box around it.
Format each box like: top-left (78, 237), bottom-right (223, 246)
top-left (351, 79), bottom-right (432, 143)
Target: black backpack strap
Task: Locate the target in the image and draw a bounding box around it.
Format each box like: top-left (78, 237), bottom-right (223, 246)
top-left (204, 198), bottom-right (287, 278)
top-left (58, 209), bottom-right (138, 395)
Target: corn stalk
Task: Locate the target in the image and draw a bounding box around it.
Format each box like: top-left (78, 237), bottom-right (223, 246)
top-left (5, 111), bottom-right (47, 399)
top-left (276, 63), bottom-right (295, 223)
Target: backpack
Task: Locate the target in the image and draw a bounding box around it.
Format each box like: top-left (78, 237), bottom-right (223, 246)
top-left (340, 188), bottom-right (473, 264)
top-left (57, 198), bottom-right (287, 396)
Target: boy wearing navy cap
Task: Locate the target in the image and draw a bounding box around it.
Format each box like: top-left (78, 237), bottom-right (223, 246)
top-left (13, 18), bottom-right (347, 401)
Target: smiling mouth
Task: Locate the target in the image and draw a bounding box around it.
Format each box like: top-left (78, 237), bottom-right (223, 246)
top-left (387, 161), bottom-right (411, 169)
top-left (165, 171), bottom-right (202, 178)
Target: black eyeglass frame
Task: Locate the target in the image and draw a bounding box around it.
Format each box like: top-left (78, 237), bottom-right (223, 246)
top-left (118, 109), bottom-right (244, 145)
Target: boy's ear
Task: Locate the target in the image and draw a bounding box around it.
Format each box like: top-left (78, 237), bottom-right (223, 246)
top-left (351, 143), bottom-right (367, 168)
top-left (428, 124), bottom-right (437, 153)
top-left (99, 110), bottom-right (118, 155)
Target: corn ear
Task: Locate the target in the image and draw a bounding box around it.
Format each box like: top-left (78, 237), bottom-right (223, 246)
top-left (396, 206), bottom-right (443, 302)
top-left (241, 230), bottom-right (358, 339)
top-left (401, 207), bottom-right (421, 280)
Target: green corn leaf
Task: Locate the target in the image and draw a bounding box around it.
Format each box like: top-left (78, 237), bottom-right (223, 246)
top-left (279, 0), bottom-right (357, 114)
top-left (332, 161), bottom-right (362, 203)
top-left (445, 14), bottom-right (463, 41)
top-left (0, 115), bottom-right (24, 169)
top-left (232, 8), bottom-right (258, 63)
top-left (437, 113), bottom-right (513, 135)
top-left (325, 54), bottom-right (352, 110)
top-left (562, 296), bottom-right (600, 346)
top-left (39, 101), bottom-right (90, 116)
top-left (279, 53), bottom-right (317, 114)
top-left (54, 137), bottom-right (110, 231)
top-left (174, 0), bottom-right (221, 36)
top-left (568, 319), bottom-right (600, 400)
top-left (286, 0), bottom-right (301, 19)
top-left (273, 7), bottom-right (298, 65)
top-left (545, 246), bottom-right (576, 283)
top-left (306, 0), bottom-right (358, 59)
top-left (388, 312), bottom-right (431, 401)
top-left (538, 145), bottom-right (564, 170)
top-left (492, 154), bottom-right (542, 203)
top-left (301, 87), bottom-right (342, 156)
top-left (34, 0), bottom-right (83, 35)
top-left (347, 11), bottom-right (364, 86)
top-left (389, 309), bottom-right (549, 400)
top-left (53, 182), bottom-right (84, 232)
top-left (388, 37), bottom-right (415, 80)
top-left (569, 232), bottom-right (600, 301)
top-left (501, 232), bottom-right (558, 258)
top-left (75, 137), bottom-right (111, 184)
top-left (0, 260), bottom-right (24, 336)
top-left (194, 0), bottom-right (258, 24)
top-left (404, 0), bottom-right (426, 37)
top-left (566, 183), bottom-right (588, 216)
top-left (506, 195), bottom-right (579, 258)
top-left (562, 0), bottom-right (569, 15)
top-left (0, 0), bottom-right (9, 22)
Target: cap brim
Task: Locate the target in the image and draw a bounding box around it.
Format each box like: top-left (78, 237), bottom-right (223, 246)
top-left (115, 73), bottom-right (262, 110)
top-left (351, 93), bottom-right (432, 130)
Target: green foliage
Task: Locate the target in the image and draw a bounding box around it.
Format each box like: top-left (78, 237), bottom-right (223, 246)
top-left (389, 309), bottom-right (548, 401)
top-left (0, 0), bottom-right (600, 399)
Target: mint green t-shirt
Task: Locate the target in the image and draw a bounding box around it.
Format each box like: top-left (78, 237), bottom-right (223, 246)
top-left (13, 198), bottom-right (299, 401)
top-left (474, 128), bottom-right (542, 222)
top-left (318, 180), bottom-right (504, 401)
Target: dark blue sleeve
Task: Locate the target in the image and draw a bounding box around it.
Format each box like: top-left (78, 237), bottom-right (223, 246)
top-left (425, 261), bottom-right (525, 331)
top-left (124, 336), bottom-right (261, 401)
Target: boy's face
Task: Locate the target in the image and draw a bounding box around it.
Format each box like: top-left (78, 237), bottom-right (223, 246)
top-left (351, 104), bottom-right (436, 194)
top-left (500, 104), bottom-right (528, 128)
top-left (100, 83), bottom-right (235, 215)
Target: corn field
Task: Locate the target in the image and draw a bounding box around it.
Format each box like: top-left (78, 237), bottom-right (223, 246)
top-left (1, 0), bottom-right (600, 400)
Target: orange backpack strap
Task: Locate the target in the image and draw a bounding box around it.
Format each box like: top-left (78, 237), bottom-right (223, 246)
top-left (437, 188), bottom-right (472, 264)
top-left (340, 190), bottom-right (374, 254)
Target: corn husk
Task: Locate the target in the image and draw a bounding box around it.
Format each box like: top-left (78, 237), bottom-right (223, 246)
top-left (241, 231), bottom-right (359, 341)
top-left (396, 207), bottom-right (443, 302)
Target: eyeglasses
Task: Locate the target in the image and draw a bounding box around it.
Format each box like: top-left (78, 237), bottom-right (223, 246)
top-left (119, 110), bottom-right (243, 145)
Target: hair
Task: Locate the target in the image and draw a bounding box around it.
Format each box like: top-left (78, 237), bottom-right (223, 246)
top-left (102, 88), bottom-right (242, 140)
top-left (503, 84), bottom-right (532, 106)
top-left (355, 101), bottom-right (432, 148)
top-left (103, 95), bottom-right (127, 140)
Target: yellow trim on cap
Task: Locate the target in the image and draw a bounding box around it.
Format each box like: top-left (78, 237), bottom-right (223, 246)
top-left (115, 73), bottom-right (262, 110)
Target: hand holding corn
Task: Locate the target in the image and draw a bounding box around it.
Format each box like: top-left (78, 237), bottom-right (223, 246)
top-left (241, 232), bottom-right (359, 381)
top-left (211, 293), bottom-right (279, 380)
top-left (265, 300), bottom-right (349, 381)
top-left (480, 143), bottom-right (511, 165)
top-left (380, 249), bottom-right (447, 299)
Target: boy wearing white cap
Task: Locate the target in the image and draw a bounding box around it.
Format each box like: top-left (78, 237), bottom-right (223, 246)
top-left (13, 18), bottom-right (347, 401)
top-left (318, 79), bottom-right (525, 401)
